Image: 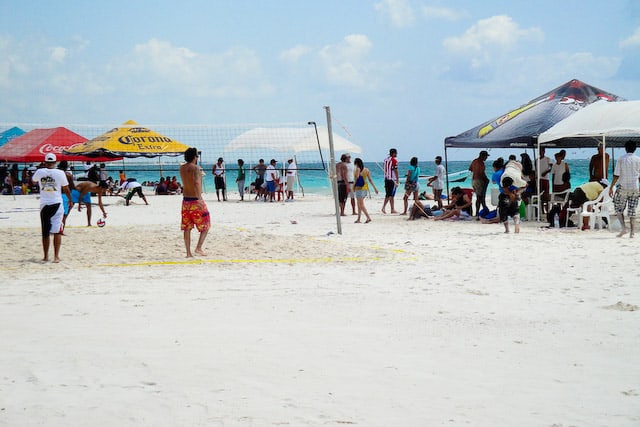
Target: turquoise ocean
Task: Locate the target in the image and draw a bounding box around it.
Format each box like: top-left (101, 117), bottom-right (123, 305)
top-left (97, 158), bottom-right (605, 196)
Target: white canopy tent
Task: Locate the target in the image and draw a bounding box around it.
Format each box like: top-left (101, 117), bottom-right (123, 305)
top-left (539, 100), bottom-right (640, 147)
top-left (535, 100), bottom-right (640, 221)
top-left (225, 126), bottom-right (361, 156)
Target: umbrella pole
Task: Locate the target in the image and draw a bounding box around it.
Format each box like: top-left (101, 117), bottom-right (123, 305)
top-left (199, 150), bottom-right (206, 194)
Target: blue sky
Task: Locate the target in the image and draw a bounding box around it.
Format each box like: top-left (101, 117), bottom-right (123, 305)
top-left (1, 0), bottom-right (639, 161)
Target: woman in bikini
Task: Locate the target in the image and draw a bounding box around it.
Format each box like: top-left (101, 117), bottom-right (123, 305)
top-left (353, 158), bottom-right (378, 223)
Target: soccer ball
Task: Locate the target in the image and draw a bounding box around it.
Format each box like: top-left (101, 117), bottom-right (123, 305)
top-left (97, 218), bottom-right (106, 227)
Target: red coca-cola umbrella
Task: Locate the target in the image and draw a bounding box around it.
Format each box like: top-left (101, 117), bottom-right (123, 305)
top-left (0, 127), bottom-right (120, 163)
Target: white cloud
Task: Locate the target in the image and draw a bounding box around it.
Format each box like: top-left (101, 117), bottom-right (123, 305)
top-left (422, 5), bottom-right (468, 22)
top-left (318, 34), bottom-right (376, 88)
top-left (444, 15), bottom-right (543, 55)
top-left (50, 46), bottom-right (67, 63)
top-left (443, 15), bottom-right (544, 80)
top-left (279, 44), bottom-right (311, 63)
top-left (620, 27), bottom-right (640, 48)
top-left (116, 38), bottom-right (274, 98)
top-left (374, 0), bottom-right (415, 28)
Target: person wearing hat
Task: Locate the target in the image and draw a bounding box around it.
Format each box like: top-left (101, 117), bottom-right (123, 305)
top-left (285, 158), bottom-right (296, 202)
top-left (31, 153), bottom-right (73, 262)
top-left (468, 150), bottom-right (490, 217)
top-left (566, 178), bottom-right (610, 230)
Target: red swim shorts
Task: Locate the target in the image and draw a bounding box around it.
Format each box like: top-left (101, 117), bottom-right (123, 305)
top-left (181, 198), bottom-right (211, 232)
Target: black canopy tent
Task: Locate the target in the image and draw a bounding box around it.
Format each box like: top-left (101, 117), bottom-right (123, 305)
top-left (442, 79), bottom-right (625, 207)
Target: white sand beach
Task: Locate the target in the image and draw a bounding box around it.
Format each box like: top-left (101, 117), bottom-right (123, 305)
top-left (1, 192), bottom-right (639, 426)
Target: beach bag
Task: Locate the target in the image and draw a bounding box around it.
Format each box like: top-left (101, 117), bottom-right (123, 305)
top-left (355, 175), bottom-right (365, 187)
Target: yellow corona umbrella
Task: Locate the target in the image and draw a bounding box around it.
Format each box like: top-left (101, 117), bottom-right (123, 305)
top-left (64, 120), bottom-right (189, 158)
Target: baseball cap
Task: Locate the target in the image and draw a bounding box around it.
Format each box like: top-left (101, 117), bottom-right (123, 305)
top-left (45, 153), bottom-right (57, 162)
top-left (480, 150), bottom-right (490, 157)
top-left (599, 178), bottom-right (610, 186)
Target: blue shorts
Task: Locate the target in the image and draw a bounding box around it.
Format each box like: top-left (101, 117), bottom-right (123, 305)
top-left (71, 189), bottom-right (91, 204)
top-left (62, 193), bottom-right (70, 215)
top-left (266, 181), bottom-right (276, 193)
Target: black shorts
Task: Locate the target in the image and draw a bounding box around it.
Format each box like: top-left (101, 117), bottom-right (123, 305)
top-left (384, 179), bottom-right (396, 197)
top-left (498, 193), bottom-right (519, 222)
top-left (338, 181), bottom-right (347, 203)
top-left (255, 176), bottom-right (264, 188)
top-left (125, 187), bottom-right (144, 200)
top-left (214, 175), bottom-right (225, 190)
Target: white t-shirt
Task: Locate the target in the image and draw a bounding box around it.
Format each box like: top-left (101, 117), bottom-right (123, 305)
top-left (286, 161), bottom-right (297, 177)
top-left (32, 167), bottom-right (68, 207)
top-left (345, 162), bottom-right (354, 182)
top-left (551, 161), bottom-right (567, 186)
top-left (265, 164), bottom-right (276, 182)
top-left (433, 164), bottom-right (445, 190)
top-left (536, 155), bottom-right (552, 181)
top-left (120, 181), bottom-right (142, 190)
top-left (613, 153), bottom-right (640, 190)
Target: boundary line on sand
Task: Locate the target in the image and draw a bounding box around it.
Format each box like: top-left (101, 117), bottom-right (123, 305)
top-left (96, 256), bottom-right (406, 268)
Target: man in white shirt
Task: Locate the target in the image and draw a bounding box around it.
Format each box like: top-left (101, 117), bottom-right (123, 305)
top-left (428, 155), bottom-right (446, 209)
top-left (265, 159), bottom-right (278, 202)
top-left (609, 140), bottom-right (640, 238)
top-left (285, 158), bottom-right (297, 202)
top-left (536, 147), bottom-right (553, 209)
top-left (31, 153), bottom-right (72, 262)
top-left (344, 153), bottom-right (356, 214)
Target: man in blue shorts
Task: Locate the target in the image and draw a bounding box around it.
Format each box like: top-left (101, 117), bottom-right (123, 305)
top-left (71, 180), bottom-right (109, 226)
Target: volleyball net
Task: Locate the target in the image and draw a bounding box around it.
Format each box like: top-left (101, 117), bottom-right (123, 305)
top-left (1, 121), bottom-right (365, 172)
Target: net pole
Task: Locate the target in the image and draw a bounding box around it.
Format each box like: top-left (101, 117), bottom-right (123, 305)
top-left (324, 106), bottom-right (342, 235)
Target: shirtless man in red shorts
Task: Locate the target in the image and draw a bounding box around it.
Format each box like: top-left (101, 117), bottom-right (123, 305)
top-left (179, 147), bottom-right (210, 257)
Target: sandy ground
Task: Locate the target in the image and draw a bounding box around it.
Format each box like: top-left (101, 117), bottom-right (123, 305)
top-left (0, 191), bottom-right (639, 426)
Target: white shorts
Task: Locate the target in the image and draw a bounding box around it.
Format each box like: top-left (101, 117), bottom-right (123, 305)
top-left (348, 182), bottom-right (355, 198)
top-left (286, 176), bottom-right (295, 190)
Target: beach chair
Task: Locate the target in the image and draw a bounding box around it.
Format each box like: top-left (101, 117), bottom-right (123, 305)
top-left (549, 190), bottom-right (570, 209)
top-left (526, 191), bottom-right (544, 221)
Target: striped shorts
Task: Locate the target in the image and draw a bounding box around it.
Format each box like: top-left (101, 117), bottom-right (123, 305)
top-left (613, 188), bottom-right (640, 217)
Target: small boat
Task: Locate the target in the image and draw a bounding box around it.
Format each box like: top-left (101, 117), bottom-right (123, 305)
top-left (416, 170), bottom-right (469, 184)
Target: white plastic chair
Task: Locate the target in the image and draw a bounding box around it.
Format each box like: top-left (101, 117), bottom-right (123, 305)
top-left (527, 192), bottom-right (544, 221)
top-left (580, 187), bottom-right (612, 230)
top-left (549, 190), bottom-right (570, 207)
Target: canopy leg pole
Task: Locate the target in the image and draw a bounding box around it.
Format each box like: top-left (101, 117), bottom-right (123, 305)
top-left (536, 139), bottom-right (541, 222)
top-left (444, 147), bottom-right (450, 205)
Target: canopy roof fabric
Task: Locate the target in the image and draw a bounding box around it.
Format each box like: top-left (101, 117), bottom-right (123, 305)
top-left (445, 79), bottom-right (624, 149)
top-left (538, 100), bottom-right (640, 148)
top-left (64, 120), bottom-right (189, 158)
top-left (0, 127), bottom-right (118, 163)
top-left (224, 126), bottom-right (362, 155)
top-left (0, 127), bottom-right (25, 147)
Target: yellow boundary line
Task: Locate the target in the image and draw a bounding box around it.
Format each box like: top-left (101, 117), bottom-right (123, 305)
top-left (97, 256), bottom-right (396, 268)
